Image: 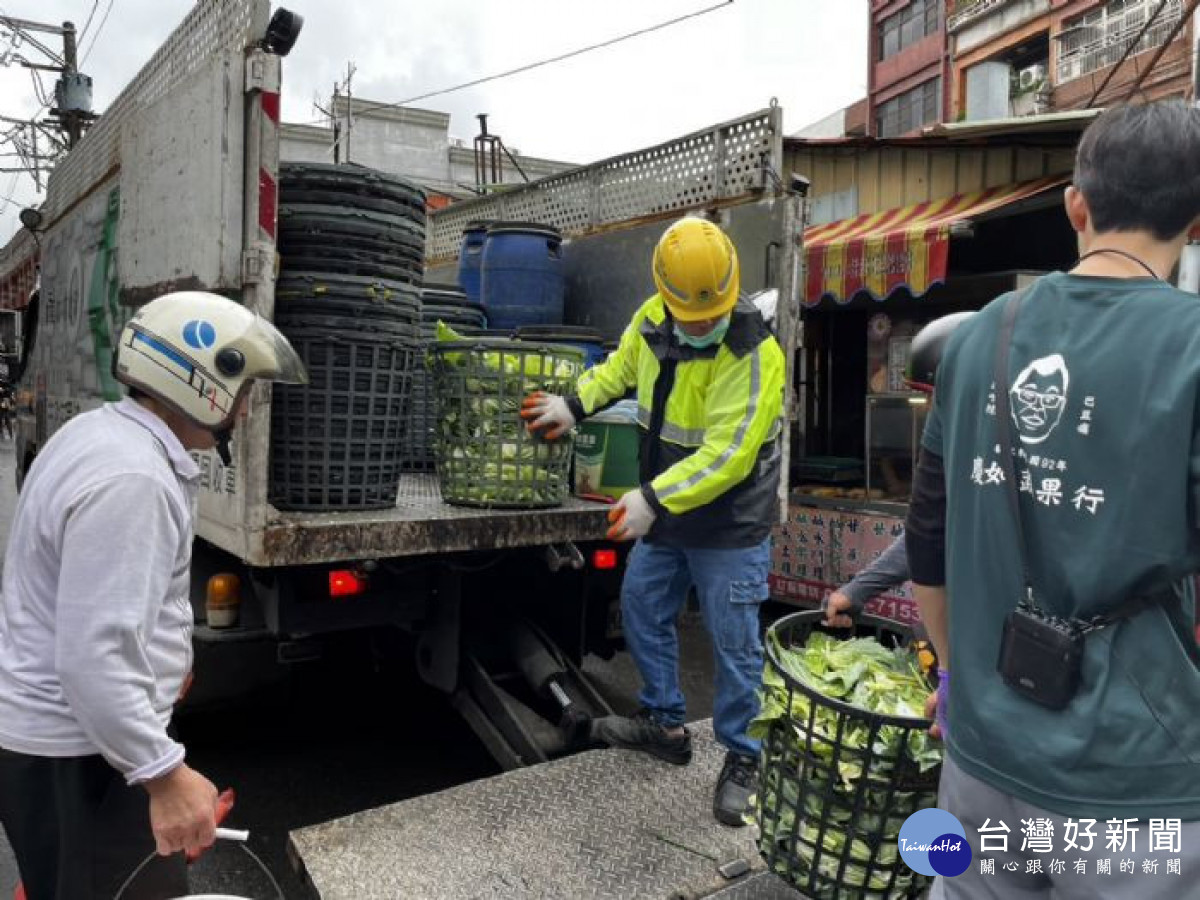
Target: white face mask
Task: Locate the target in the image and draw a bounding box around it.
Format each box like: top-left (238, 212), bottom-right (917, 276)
top-left (674, 315), bottom-right (731, 349)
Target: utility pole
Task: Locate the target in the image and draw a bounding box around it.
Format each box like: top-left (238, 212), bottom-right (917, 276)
top-left (59, 21), bottom-right (83, 148)
top-left (327, 63), bottom-right (355, 164)
top-left (343, 62), bottom-right (355, 164)
top-left (331, 83), bottom-right (341, 163)
top-left (0, 15), bottom-right (95, 151)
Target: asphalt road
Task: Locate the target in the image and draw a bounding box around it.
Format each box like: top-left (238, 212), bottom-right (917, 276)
top-left (0, 435), bottom-right (721, 898)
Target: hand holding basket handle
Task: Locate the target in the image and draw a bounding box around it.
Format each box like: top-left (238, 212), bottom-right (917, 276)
top-left (924, 668), bottom-right (949, 740)
top-left (520, 391), bottom-right (576, 440)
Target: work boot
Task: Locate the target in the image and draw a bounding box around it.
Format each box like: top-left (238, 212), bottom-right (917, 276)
top-left (713, 751), bottom-right (757, 827)
top-left (590, 709), bottom-right (692, 765)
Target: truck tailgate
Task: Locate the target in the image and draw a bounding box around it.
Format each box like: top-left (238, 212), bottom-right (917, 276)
top-left (255, 474), bottom-right (611, 566)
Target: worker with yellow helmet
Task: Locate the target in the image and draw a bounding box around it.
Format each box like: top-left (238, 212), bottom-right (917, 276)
top-left (522, 216), bottom-right (785, 826)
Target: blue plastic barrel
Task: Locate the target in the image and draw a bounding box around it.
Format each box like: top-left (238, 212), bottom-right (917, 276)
top-left (456, 222), bottom-right (490, 306)
top-left (514, 325), bottom-right (606, 369)
top-left (480, 222), bottom-right (565, 331)
top-left (569, 341), bottom-right (607, 369)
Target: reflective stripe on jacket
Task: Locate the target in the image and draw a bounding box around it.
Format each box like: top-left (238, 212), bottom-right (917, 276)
top-left (572, 294), bottom-right (784, 548)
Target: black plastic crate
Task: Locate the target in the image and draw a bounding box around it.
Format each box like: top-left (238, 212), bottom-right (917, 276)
top-left (270, 322), bottom-right (419, 511)
top-left (756, 611), bottom-right (940, 900)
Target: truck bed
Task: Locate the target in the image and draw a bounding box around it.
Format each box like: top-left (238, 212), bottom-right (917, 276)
top-left (256, 474), bottom-right (612, 566)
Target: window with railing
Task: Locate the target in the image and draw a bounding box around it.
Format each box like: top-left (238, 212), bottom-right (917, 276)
top-left (876, 77), bottom-right (942, 137)
top-left (878, 0), bottom-right (942, 61)
top-left (946, 0), bottom-right (1012, 32)
top-left (1056, 0), bottom-right (1185, 84)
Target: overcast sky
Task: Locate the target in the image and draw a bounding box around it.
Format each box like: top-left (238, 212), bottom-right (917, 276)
top-left (0, 0), bottom-right (867, 242)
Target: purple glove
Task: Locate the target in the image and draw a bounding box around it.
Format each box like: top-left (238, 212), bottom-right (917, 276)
top-left (935, 667), bottom-right (950, 739)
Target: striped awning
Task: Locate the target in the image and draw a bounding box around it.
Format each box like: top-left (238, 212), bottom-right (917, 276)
top-left (0, 252), bottom-right (38, 311)
top-left (803, 175), bottom-right (1067, 306)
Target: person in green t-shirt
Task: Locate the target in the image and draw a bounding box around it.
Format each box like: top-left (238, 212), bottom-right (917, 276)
top-left (907, 101), bottom-right (1200, 899)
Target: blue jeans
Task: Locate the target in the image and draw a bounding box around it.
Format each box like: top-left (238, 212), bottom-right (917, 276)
top-left (620, 537), bottom-right (770, 758)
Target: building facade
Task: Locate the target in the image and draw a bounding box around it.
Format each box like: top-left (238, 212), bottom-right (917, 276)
top-left (280, 96), bottom-right (575, 208)
top-left (948, 0), bottom-right (1197, 121)
top-left (866, 0), bottom-right (1197, 135)
top-left (868, 0), bottom-right (952, 137)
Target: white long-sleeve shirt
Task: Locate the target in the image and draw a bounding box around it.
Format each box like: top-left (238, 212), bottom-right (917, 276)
top-left (0, 399), bottom-right (197, 784)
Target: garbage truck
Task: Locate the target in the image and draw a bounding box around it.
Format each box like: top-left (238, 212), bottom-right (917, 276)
top-left (4, 0), bottom-right (806, 774)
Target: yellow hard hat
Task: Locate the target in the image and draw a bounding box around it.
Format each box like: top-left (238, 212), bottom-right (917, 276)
top-left (652, 217), bottom-right (740, 322)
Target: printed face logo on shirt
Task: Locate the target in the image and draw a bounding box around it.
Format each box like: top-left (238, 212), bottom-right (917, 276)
top-left (1009, 354), bottom-right (1069, 445)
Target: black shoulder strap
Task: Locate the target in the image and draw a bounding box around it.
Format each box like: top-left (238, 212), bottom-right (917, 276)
top-left (993, 290), bottom-right (1030, 591)
top-left (994, 288), bottom-right (1173, 628)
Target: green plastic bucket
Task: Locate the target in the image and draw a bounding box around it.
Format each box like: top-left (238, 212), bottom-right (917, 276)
top-left (574, 400), bottom-right (640, 501)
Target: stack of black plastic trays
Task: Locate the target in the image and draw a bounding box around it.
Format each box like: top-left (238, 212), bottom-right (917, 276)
top-left (276, 162), bottom-right (426, 284)
top-left (401, 284), bottom-right (489, 472)
top-left (270, 162), bottom-right (426, 511)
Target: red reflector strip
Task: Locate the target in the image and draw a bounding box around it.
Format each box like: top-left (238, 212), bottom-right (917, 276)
top-left (261, 90), bottom-right (281, 124)
top-left (258, 169), bottom-right (277, 239)
top-left (592, 549), bottom-right (618, 570)
top-left (329, 570), bottom-right (368, 598)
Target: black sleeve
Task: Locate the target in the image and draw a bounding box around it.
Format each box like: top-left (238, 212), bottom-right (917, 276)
top-left (566, 396), bottom-right (587, 423)
top-left (905, 448), bottom-right (946, 586)
top-left (641, 483), bottom-right (668, 518)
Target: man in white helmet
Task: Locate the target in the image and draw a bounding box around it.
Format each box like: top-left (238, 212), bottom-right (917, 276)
top-left (522, 217), bottom-right (785, 826)
top-left (0, 291), bottom-right (305, 898)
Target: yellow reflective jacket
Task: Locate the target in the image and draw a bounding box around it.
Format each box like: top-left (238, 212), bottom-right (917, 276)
top-left (569, 294), bottom-right (784, 548)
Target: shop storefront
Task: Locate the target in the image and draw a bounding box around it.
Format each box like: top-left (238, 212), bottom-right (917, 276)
top-left (771, 126), bottom-right (1086, 619)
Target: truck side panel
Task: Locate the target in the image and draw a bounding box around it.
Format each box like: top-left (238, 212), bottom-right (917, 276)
top-left (193, 46), bottom-right (283, 563)
top-left (18, 177), bottom-right (124, 464)
top-left (117, 50), bottom-right (247, 303)
top-left (16, 49), bottom-right (257, 480)
top-left (13, 2), bottom-right (272, 562)
top-left (560, 199), bottom-right (788, 341)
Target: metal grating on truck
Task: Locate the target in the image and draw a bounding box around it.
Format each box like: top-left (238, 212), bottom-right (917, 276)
top-left (427, 106), bottom-right (783, 264)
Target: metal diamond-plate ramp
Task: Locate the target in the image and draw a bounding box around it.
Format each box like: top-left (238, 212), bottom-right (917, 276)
top-left (704, 873), bottom-right (808, 899)
top-left (290, 720), bottom-right (805, 899)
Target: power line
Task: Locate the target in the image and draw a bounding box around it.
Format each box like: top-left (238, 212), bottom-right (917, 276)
top-left (80, 0), bottom-right (113, 66)
top-left (0, 184), bottom-right (24, 209)
top-left (0, 14), bottom-right (68, 188)
top-left (0, 174), bottom-right (20, 216)
top-left (314, 0), bottom-right (733, 135)
top-left (29, 68), bottom-right (49, 107)
top-left (77, 0), bottom-right (100, 44)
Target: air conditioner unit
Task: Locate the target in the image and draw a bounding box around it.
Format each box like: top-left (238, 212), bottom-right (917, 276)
top-left (1018, 63), bottom-right (1048, 90)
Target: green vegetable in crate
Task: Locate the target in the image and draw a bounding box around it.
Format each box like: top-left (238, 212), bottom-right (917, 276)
top-left (436, 322), bottom-right (576, 379)
top-left (434, 321), bottom-right (468, 367)
top-left (430, 335), bottom-right (582, 508)
top-left (750, 631), bottom-right (941, 779)
top-left (752, 627), bottom-right (941, 897)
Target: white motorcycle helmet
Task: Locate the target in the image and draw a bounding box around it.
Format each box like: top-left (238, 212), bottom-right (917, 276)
top-left (113, 291), bottom-right (307, 459)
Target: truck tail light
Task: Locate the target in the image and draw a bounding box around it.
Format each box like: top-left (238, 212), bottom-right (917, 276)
top-left (205, 573), bottom-right (241, 628)
top-left (592, 548), bottom-right (618, 570)
top-left (329, 569), bottom-right (368, 598)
